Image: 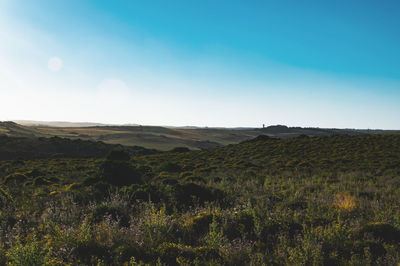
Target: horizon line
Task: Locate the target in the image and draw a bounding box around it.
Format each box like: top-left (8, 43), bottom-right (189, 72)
top-left (4, 119), bottom-right (400, 131)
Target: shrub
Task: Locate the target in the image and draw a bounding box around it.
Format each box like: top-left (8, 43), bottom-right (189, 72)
top-left (119, 184), bottom-right (161, 202)
top-left (90, 203), bottom-right (130, 227)
top-left (101, 160), bottom-right (142, 186)
top-left (193, 246), bottom-right (221, 262)
top-left (157, 243), bottom-right (195, 265)
top-left (6, 238), bottom-right (50, 265)
top-left (179, 171), bottom-right (193, 179)
top-left (141, 205), bottom-right (178, 249)
top-left (32, 176), bottom-right (52, 186)
top-left (183, 212), bottom-right (216, 244)
top-left (106, 149), bottom-right (131, 161)
top-left (173, 183), bottom-right (225, 209)
top-left (157, 162), bottom-right (181, 173)
top-left (359, 222), bottom-right (400, 244)
top-left (183, 175), bottom-right (206, 183)
top-left (72, 239), bottom-right (111, 264)
top-left (204, 216), bottom-right (225, 248)
top-left (0, 185), bottom-right (11, 204)
top-left (223, 212), bottom-right (255, 240)
top-left (352, 240), bottom-right (386, 260)
top-left (220, 238), bottom-right (253, 265)
top-left (3, 173), bottom-right (28, 184)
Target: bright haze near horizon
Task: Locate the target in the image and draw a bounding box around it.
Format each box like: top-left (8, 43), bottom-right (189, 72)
top-left (0, 0), bottom-right (399, 129)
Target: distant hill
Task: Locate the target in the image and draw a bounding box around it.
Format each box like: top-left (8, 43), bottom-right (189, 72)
top-left (0, 121), bottom-right (43, 137)
top-left (258, 125), bottom-right (398, 137)
top-left (0, 135), bottom-right (158, 160)
top-left (138, 133), bottom-right (400, 175)
top-left (2, 121), bottom-right (399, 151)
top-left (13, 120), bottom-right (118, 128)
top-left (2, 122), bottom-right (255, 150)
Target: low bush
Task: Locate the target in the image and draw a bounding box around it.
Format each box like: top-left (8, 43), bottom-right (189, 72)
top-left (358, 222), bottom-right (400, 244)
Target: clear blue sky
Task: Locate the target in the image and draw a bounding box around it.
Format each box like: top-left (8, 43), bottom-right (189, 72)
top-left (1, 0), bottom-right (399, 128)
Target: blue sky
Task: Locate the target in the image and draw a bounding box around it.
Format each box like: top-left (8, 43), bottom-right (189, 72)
top-left (0, 0), bottom-right (399, 128)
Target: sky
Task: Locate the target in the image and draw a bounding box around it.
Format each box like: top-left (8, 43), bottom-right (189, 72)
top-left (0, 0), bottom-right (399, 129)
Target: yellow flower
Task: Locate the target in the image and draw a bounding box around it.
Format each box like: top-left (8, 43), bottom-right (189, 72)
top-left (333, 192), bottom-right (355, 212)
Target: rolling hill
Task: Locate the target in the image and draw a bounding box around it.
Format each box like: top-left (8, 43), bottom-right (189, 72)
top-left (2, 121), bottom-right (399, 151)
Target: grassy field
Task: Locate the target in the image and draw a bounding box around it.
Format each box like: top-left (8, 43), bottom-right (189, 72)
top-left (1, 122), bottom-right (261, 150)
top-left (2, 121), bottom-right (398, 151)
top-left (0, 133), bottom-right (399, 264)
top-left (31, 126), bottom-right (262, 150)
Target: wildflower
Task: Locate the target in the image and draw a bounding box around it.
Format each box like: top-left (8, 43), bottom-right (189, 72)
top-left (333, 192), bottom-right (356, 212)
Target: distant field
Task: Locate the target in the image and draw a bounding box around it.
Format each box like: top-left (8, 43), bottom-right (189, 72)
top-left (0, 121), bottom-right (262, 150)
top-left (1, 121), bottom-right (399, 151)
top-left (32, 126), bottom-right (262, 150)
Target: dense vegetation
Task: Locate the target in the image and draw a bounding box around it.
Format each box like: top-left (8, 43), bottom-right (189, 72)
top-left (0, 135), bottom-right (158, 160)
top-left (0, 133), bottom-right (400, 265)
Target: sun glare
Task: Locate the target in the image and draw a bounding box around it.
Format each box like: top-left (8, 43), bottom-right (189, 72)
top-left (47, 57), bottom-right (63, 72)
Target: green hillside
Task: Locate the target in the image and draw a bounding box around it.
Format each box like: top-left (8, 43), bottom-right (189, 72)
top-left (0, 135), bottom-right (158, 160)
top-left (3, 121), bottom-right (399, 151)
top-left (0, 133), bottom-right (399, 264)
top-left (139, 133), bottom-right (400, 175)
top-left (0, 121), bottom-right (44, 137)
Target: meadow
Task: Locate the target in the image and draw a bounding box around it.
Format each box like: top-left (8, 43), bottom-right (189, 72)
top-left (0, 132), bottom-right (400, 265)
top-left (3, 121), bottom-right (394, 151)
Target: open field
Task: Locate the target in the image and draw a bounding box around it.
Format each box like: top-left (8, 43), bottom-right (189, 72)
top-left (2, 122), bottom-right (260, 150)
top-left (0, 133), bottom-right (399, 264)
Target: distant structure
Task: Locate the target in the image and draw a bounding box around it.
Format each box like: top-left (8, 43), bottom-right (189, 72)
top-left (263, 124), bottom-right (265, 128)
